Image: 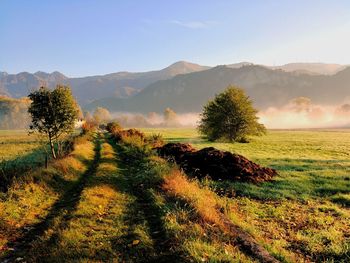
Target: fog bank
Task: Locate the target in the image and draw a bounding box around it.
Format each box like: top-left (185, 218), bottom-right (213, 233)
top-left (110, 111), bottom-right (200, 128)
top-left (109, 99), bottom-right (350, 129)
top-left (258, 99), bottom-right (350, 129)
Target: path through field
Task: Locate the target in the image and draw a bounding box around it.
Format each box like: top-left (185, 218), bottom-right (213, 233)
top-left (2, 135), bottom-right (185, 262)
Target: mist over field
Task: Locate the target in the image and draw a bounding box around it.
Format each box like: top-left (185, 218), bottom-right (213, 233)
top-left (259, 103), bottom-right (350, 129)
top-left (110, 111), bottom-right (200, 128)
top-left (109, 100), bottom-right (350, 129)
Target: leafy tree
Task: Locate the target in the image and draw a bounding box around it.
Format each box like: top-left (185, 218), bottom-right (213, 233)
top-left (164, 107), bottom-right (179, 127)
top-left (93, 107), bottom-right (111, 124)
top-left (28, 86), bottom-right (79, 158)
top-left (198, 86), bottom-right (265, 142)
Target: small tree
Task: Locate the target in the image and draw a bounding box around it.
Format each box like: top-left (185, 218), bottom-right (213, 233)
top-left (28, 86), bottom-right (79, 158)
top-left (163, 107), bottom-right (180, 127)
top-left (198, 86), bottom-right (265, 142)
top-left (93, 107), bottom-right (111, 124)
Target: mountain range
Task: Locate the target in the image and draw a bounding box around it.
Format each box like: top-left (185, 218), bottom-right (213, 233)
top-left (86, 64), bottom-right (350, 113)
top-left (1, 61), bottom-right (349, 113)
top-left (0, 61), bottom-right (208, 104)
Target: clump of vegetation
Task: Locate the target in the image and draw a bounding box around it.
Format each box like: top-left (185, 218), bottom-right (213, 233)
top-left (198, 86), bottom-right (266, 142)
top-left (109, 127), bottom-right (146, 144)
top-left (146, 133), bottom-right (165, 148)
top-left (28, 86), bottom-right (79, 159)
top-left (106, 121), bottom-right (122, 134)
top-left (81, 121), bottom-right (97, 135)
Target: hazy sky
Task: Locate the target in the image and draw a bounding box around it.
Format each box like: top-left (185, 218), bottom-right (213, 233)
top-left (1, 0), bottom-right (350, 77)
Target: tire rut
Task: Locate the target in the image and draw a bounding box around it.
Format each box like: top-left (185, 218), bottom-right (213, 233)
top-left (111, 142), bottom-right (187, 263)
top-left (1, 136), bottom-right (101, 263)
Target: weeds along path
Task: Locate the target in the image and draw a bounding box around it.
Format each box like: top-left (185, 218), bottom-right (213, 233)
top-left (110, 141), bottom-right (187, 262)
top-left (1, 134), bottom-right (101, 263)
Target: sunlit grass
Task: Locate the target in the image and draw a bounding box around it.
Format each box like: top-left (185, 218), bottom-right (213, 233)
top-left (143, 128), bottom-right (350, 202)
top-left (142, 127), bottom-right (350, 261)
top-left (1, 128), bottom-right (349, 261)
top-left (0, 130), bottom-right (46, 161)
top-left (0, 134), bottom-right (94, 256)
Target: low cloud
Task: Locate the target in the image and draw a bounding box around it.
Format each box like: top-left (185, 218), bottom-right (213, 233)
top-left (110, 112), bottom-right (200, 128)
top-left (108, 99), bottom-right (350, 129)
top-left (258, 99), bottom-right (350, 129)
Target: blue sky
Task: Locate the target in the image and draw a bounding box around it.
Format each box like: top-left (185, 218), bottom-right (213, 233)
top-left (1, 0), bottom-right (350, 77)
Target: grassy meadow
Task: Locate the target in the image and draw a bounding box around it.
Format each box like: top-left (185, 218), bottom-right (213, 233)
top-left (0, 128), bottom-right (349, 262)
top-left (0, 130), bottom-right (47, 161)
top-left (0, 130), bottom-right (49, 190)
top-left (142, 128), bottom-right (350, 261)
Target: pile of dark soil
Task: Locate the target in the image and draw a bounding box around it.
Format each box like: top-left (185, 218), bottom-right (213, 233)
top-left (157, 143), bottom-right (277, 183)
top-left (156, 143), bottom-right (195, 162)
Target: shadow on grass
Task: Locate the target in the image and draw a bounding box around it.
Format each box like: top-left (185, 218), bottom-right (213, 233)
top-left (0, 145), bottom-right (48, 192)
top-left (108, 141), bottom-right (187, 263)
top-left (0, 137), bottom-right (101, 262)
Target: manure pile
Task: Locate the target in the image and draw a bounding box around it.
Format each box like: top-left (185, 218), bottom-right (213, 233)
top-left (157, 143), bottom-right (277, 183)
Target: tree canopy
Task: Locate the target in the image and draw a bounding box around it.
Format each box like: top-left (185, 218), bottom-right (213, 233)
top-left (28, 85), bottom-right (79, 158)
top-left (198, 86), bottom-right (266, 142)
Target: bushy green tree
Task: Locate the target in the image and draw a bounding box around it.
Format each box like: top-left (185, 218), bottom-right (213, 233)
top-left (28, 85), bottom-right (79, 158)
top-left (198, 86), bottom-right (266, 142)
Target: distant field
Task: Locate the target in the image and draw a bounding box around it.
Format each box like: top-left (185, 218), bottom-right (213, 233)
top-left (143, 128), bottom-right (350, 200)
top-left (0, 130), bottom-right (49, 191)
top-left (0, 130), bottom-right (46, 161)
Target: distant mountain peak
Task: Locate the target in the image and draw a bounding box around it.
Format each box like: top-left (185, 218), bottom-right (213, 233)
top-left (50, 71), bottom-right (68, 78)
top-left (163, 61), bottom-right (210, 75)
top-left (226, 62), bottom-right (254, 68)
top-left (34, 70), bottom-right (66, 77)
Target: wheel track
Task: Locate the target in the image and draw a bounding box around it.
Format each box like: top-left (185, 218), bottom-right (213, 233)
top-left (1, 135), bottom-right (101, 263)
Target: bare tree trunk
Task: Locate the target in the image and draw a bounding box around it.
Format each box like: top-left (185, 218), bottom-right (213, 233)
top-left (49, 136), bottom-right (57, 159)
top-left (57, 141), bottom-right (61, 158)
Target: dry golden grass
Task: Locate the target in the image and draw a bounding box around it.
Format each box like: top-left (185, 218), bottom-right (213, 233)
top-left (162, 169), bottom-right (222, 225)
top-left (0, 135), bottom-right (94, 255)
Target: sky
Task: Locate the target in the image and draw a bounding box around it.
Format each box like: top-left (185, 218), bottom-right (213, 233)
top-left (1, 0), bottom-right (350, 77)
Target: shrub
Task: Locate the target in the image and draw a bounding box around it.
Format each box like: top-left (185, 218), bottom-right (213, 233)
top-left (106, 121), bottom-right (122, 134)
top-left (81, 121), bottom-right (97, 135)
top-left (146, 133), bottom-right (165, 148)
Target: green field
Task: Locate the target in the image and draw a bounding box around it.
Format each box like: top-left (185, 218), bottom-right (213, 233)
top-left (142, 128), bottom-right (350, 261)
top-left (0, 130), bottom-right (46, 161)
top-left (0, 129), bottom-right (349, 262)
top-left (143, 128), bottom-right (350, 201)
top-left (0, 130), bottom-right (49, 190)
